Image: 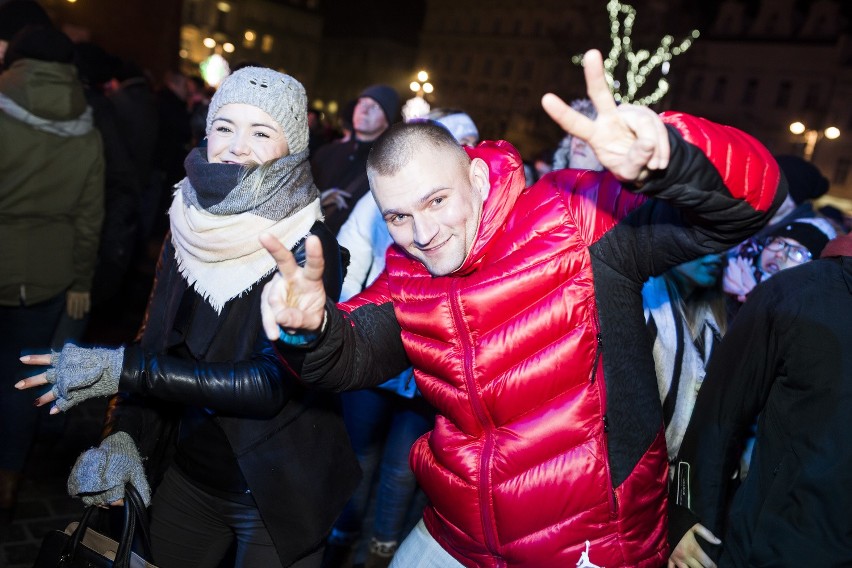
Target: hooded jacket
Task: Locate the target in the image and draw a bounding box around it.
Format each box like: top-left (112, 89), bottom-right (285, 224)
top-left (282, 113), bottom-right (782, 567)
top-left (0, 58), bottom-right (104, 306)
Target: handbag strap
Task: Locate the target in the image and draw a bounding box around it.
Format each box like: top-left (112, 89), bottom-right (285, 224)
top-left (63, 503), bottom-right (99, 559)
top-left (61, 483), bottom-right (155, 567)
top-left (115, 482), bottom-right (155, 568)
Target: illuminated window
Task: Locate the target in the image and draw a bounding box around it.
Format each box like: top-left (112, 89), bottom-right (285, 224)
top-left (262, 34), bottom-right (274, 53)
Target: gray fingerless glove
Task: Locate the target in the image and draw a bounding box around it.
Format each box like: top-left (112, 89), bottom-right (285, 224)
top-left (46, 343), bottom-right (124, 412)
top-left (67, 431), bottom-right (151, 507)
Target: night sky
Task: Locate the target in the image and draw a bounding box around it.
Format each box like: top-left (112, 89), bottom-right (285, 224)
top-left (320, 0), bottom-right (427, 44)
top-left (316, 0), bottom-right (851, 46)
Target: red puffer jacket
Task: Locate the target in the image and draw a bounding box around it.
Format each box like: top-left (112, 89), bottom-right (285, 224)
top-left (384, 143), bottom-right (666, 567)
top-left (289, 112), bottom-right (782, 567)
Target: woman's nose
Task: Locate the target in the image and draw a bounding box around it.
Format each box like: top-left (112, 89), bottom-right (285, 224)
top-left (230, 134), bottom-right (250, 155)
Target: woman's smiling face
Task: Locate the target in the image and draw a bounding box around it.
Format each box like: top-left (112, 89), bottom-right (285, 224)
top-left (207, 103), bottom-right (289, 165)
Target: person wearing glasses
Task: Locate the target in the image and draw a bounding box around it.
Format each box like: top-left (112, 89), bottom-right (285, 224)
top-left (668, 231), bottom-right (852, 567)
top-left (722, 217), bottom-right (836, 311)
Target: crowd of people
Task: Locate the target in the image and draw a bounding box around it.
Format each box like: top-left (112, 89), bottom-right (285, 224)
top-left (2, 1), bottom-right (851, 567)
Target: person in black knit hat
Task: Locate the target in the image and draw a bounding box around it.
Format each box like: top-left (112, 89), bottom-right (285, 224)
top-left (0, 0), bottom-right (52, 68)
top-left (310, 84), bottom-right (400, 235)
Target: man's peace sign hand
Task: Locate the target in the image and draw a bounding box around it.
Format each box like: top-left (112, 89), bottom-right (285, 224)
top-left (541, 49), bottom-right (670, 183)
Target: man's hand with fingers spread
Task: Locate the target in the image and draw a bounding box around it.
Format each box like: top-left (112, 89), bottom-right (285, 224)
top-left (541, 49), bottom-right (670, 183)
top-left (259, 233), bottom-right (328, 341)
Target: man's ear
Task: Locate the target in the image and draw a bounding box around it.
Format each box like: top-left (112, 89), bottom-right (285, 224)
top-left (469, 157), bottom-right (491, 201)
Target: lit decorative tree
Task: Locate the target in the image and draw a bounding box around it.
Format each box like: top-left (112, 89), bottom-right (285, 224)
top-left (572, 0), bottom-right (699, 105)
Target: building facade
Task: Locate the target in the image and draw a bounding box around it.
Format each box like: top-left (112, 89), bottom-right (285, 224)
top-left (668, 0), bottom-right (852, 205)
top-left (179, 0), bottom-right (323, 92)
top-left (415, 0), bottom-right (689, 158)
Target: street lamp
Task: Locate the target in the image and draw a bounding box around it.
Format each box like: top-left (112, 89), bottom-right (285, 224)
top-left (789, 121), bottom-right (840, 162)
top-left (409, 72), bottom-right (434, 99)
top-left (404, 69), bottom-right (434, 120)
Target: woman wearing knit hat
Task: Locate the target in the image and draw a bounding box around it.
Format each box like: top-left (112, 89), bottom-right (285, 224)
top-left (16, 67), bottom-right (360, 567)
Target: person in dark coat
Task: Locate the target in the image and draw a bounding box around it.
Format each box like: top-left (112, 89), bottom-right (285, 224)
top-left (669, 232), bottom-right (852, 567)
top-left (57, 42), bottom-right (140, 324)
top-left (17, 67), bottom-right (360, 568)
top-left (0, 24), bottom-right (104, 515)
top-left (310, 85), bottom-right (400, 235)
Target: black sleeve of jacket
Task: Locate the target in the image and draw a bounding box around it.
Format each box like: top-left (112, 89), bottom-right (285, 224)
top-left (279, 297), bottom-right (411, 393)
top-left (592, 125), bottom-right (787, 283)
top-left (668, 279), bottom-right (782, 555)
top-left (113, 222), bottom-right (344, 420)
top-left (117, 336), bottom-right (292, 418)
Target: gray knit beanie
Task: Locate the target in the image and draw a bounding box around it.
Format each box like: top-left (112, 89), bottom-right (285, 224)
top-left (206, 66), bottom-right (308, 155)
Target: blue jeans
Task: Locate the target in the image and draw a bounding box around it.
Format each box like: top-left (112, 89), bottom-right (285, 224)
top-left (334, 388), bottom-right (435, 548)
top-left (0, 293), bottom-right (65, 471)
top-left (390, 520), bottom-right (463, 568)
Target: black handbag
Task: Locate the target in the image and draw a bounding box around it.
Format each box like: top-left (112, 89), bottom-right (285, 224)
top-left (32, 483), bottom-right (157, 568)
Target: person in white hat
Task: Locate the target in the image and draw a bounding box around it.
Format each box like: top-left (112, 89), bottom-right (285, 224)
top-left (17, 67), bottom-right (360, 568)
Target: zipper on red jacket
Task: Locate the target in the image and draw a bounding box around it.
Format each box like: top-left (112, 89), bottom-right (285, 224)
top-left (590, 332), bottom-right (602, 384)
top-left (450, 279), bottom-right (503, 563)
top-left (590, 311), bottom-right (618, 520)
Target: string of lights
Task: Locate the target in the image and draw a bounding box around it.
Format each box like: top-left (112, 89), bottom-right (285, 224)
top-left (572, 0), bottom-right (699, 105)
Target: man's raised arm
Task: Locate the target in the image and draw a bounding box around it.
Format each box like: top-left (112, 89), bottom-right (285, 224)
top-left (541, 49), bottom-right (671, 184)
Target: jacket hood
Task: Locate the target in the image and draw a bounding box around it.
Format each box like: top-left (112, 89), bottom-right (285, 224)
top-left (0, 58), bottom-right (91, 134)
top-left (454, 140), bottom-right (526, 275)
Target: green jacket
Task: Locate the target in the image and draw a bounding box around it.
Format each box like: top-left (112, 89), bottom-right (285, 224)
top-left (0, 59), bottom-right (105, 306)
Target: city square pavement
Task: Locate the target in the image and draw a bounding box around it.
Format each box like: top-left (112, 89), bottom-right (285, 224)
top-left (0, 398), bottom-right (110, 568)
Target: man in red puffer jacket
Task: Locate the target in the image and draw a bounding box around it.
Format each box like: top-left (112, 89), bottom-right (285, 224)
top-left (260, 50), bottom-right (784, 567)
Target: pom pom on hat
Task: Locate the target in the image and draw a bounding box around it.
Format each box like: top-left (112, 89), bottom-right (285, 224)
top-left (206, 67), bottom-right (308, 155)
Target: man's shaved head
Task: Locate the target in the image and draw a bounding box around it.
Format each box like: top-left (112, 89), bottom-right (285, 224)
top-left (367, 121), bottom-right (471, 189)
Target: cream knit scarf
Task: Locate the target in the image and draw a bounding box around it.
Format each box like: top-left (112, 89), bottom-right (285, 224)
top-left (169, 149), bottom-right (322, 313)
